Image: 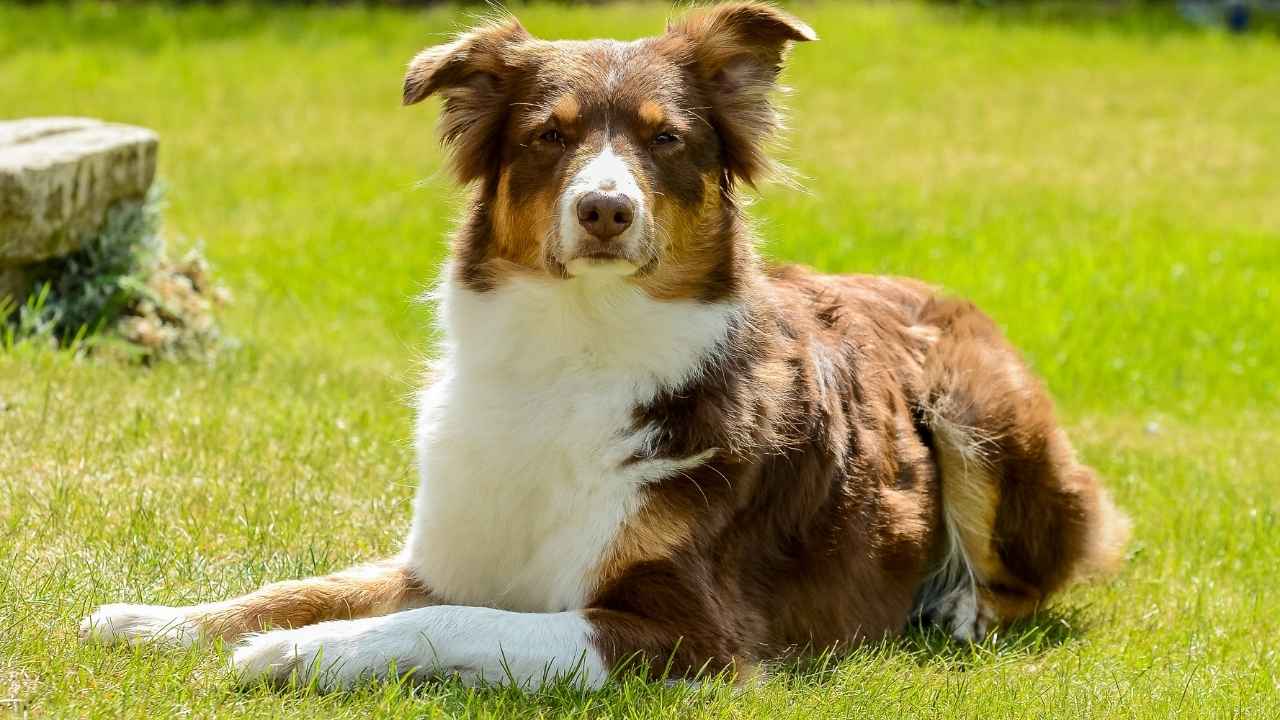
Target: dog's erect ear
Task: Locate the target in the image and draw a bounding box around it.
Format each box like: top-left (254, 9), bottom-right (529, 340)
top-left (403, 19), bottom-right (532, 183)
top-left (665, 2), bottom-right (815, 186)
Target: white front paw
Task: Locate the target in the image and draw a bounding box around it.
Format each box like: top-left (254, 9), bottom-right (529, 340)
top-left (79, 604), bottom-right (199, 647)
top-left (232, 622), bottom-right (401, 691)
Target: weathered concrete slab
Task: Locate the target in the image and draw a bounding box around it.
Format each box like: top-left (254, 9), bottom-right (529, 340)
top-left (0, 117), bottom-right (158, 267)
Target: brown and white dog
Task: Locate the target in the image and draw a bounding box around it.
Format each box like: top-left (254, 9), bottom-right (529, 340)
top-left (81, 2), bottom-right (1131, 691)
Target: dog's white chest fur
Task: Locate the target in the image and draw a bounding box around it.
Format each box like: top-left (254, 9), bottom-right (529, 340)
top-left (403, 271), bottom-right (734, 612)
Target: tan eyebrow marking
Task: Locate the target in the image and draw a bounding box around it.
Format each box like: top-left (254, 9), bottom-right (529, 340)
top-left (638, 100), bottom-right (666, 127)
top-left (551, 95), bottom-right (581, 125)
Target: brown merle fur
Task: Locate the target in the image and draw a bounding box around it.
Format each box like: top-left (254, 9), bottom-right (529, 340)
top-left (149, 2), bottom-right (1129, 683)
top-left (588, 267), bottom-right (1128, 676)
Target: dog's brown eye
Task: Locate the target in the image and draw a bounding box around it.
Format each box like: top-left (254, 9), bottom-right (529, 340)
top-left (652, 131), bottom-right (679, 147)
top-left (539, 129), bottom-right (564, 145)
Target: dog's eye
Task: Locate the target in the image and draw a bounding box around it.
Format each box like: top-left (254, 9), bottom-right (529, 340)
top-left (539, 129), bottom-right (564, 145)
top-left (652, 131), bottom-right (679, 147)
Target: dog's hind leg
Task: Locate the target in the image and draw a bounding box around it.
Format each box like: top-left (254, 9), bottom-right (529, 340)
top-left (913, 298), bottom-right (1131, 642)
top-left (80, 558), bottom-right (433, 647)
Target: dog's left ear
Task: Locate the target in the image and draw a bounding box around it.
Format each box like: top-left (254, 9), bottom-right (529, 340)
top-left (403, 18), bottom-right (533, 183)
top-left (665, 2), bottom-right (815, 186)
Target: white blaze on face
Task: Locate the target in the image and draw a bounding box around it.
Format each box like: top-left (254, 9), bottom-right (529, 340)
top-left (558, 142), bottom-right (647, 276)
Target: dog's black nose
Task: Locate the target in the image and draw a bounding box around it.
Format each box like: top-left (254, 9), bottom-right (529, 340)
top-left (576, 191), bottom-right (635, 240)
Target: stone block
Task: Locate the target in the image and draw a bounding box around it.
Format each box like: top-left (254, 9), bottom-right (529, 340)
top-left (0, 117), bottom-right (158, 271)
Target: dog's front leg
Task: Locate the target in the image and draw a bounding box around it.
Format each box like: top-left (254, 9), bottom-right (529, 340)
top-left (231, 605), bottom-right (612, 691)
top-left (80, 559), bottom-right (431, 647)
top-left (232, 587), bottom-right (746, 692)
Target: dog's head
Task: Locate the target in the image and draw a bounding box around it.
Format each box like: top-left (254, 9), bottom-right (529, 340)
top-left (404, 2), bottom-right (814, 300)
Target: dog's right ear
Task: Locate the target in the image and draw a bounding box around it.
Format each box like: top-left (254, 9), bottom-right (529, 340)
top-left (403, 19), bottom-right (532, 183)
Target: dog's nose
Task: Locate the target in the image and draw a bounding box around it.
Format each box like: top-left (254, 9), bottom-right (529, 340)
top-left (576, 191), bottom-right (635, 240)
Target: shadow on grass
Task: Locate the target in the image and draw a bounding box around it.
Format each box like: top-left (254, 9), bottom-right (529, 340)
top-left (772, 604), bottom-right (1090, 683)
top-left (900, 606), bottom-right (1086, 663)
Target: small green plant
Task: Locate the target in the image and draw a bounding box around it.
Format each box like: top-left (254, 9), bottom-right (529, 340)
top-left (0, 186), bottom-right (230, 362)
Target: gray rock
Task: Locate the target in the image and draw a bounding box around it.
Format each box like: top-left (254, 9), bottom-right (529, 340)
top-left (0, 117), bottom-right (158, 268)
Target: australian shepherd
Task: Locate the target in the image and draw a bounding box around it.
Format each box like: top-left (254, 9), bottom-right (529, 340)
top-left (81, 2), bottom-right (1131, 691)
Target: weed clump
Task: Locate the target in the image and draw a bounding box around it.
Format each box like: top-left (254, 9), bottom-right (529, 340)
top-left (0, 186), bottom-right (231, 362)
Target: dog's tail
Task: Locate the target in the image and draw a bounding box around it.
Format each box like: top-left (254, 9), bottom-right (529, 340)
top-left (912, 298), bottom-right (1130, 638)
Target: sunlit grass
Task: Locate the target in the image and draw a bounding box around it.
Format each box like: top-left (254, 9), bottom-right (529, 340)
top-left (1, 2), bottom-right (1277, 717)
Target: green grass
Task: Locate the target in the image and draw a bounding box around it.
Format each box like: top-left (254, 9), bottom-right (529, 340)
top-left (1, 1), bottom-right (1278, 717)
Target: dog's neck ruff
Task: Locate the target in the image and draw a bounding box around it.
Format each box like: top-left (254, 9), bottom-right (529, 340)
top-left (404, 267), bottom-right (739, 611)
top-left (434, 268), bottom-right (740, 383)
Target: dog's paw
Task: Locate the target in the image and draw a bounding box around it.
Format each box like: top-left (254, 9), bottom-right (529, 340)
top-left (79, 604), bottom-right (200, 648)
top-left (232, 622), bottom-right (398, 691)
top-left (934, 587), bottom-right (996, 643)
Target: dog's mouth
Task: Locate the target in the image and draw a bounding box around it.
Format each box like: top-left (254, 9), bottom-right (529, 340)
top-left (578, 249), bottom-right (630, 263)
top-left (556, 234), bottom-right (657, 279)
top-left (564, 254), bottom-right (641, 278)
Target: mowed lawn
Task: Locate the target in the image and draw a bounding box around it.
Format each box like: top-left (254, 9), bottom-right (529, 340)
top-left (2, 1), bottom-right (1278, 717)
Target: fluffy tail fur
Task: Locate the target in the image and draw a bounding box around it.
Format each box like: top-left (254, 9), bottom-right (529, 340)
top-left (912, 297), bottom-right (1130, 640)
